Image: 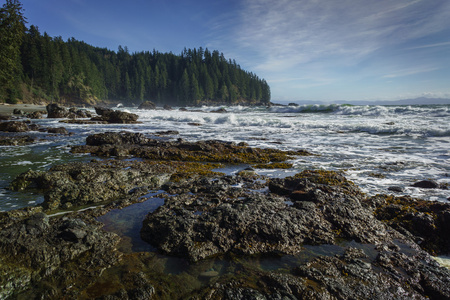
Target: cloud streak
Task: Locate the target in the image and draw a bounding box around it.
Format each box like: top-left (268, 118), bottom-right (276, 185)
top-left (224, 0), bottom-right (450, 72)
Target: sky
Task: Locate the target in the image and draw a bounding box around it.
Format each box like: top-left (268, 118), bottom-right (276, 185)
top-left (18, 0), bottom-right (450, 103)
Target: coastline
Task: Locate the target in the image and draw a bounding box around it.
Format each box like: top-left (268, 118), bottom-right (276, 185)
top-left (0, 103), bottom-right (47, 115)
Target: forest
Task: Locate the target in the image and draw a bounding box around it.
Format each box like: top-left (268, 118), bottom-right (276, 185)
top-left (0, 0), bottom-right (270, 106)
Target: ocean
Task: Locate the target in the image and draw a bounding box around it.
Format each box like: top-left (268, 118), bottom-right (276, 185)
top-left (1, 104), bottom-right (449, 211)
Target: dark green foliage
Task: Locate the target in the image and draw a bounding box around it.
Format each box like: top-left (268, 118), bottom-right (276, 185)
top-left (0, 0), bottom-right (26, 103)
top-left (16, 23), bottom-right (270, 105)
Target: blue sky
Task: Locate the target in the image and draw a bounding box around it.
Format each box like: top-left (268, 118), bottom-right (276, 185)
top-left (20, 0), bottom-right (450, 103)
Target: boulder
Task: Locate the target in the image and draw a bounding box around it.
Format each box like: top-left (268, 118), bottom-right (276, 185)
top-left (27, 111), bottom-right (44, 119)
top-left (48, 127), bottom-right (69, 135)
top-left (412, 180), bottom-right (439, 189)
top-left (163, 104), bottom-right (172, 110)
top-left (138, 101), bottom-right (157, 110)
top-left (13, 109), bottom-right (24, 115)
top-left (0, 121), bottom-right (30, 132)
top-left (93, 107), bottom-right (139, 124)
top-left (46, 104), bottom-right (69, 118)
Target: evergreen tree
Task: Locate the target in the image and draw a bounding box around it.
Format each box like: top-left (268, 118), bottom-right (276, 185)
top-left (0, 0), bottom-right (26, 103)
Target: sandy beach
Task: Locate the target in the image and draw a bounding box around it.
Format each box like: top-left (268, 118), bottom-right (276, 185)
top-left (0, 103), bottom-right (47, 115)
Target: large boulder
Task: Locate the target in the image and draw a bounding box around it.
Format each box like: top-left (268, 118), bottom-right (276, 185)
top-left (46, 104), bottom-right (69, 118)
top-left (93, 107), bottom-right (139, 124)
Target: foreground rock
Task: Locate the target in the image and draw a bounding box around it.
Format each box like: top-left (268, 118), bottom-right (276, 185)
top-left (0, 208), bottom-right (121, 299)
top-left (141, 171), bottom-right (401, 261)
top-left (10, 160), bottom-right (174, 210)
top-left (366, 194), bottom-right (450, 255)
top-left (4, 164), bottom-right (450, 298)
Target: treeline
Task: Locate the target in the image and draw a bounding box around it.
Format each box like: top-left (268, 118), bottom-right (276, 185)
top-left (1, 1), bottom-right (271, 106)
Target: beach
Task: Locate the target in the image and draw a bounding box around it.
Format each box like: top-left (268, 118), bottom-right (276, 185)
top-left (0, 103), bottom-right (47, 115)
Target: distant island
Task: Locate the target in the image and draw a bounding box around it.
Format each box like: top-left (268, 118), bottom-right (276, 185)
top-left (0, 1), bottom-right (270, 107)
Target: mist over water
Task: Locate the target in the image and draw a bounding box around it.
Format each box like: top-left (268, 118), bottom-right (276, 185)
top-left (1, 104), bottom-right (449, 211)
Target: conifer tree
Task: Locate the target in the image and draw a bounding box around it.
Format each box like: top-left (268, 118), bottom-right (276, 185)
top-left (0, 0), bottom-right (26, 103)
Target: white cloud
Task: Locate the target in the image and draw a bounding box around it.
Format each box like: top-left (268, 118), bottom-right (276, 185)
top-left (226, 0), bottom-right (450, 73)
top-left (382, 66), bottom-right (440, 78)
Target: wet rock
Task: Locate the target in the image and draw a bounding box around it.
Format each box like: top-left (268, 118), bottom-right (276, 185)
top-left (48, 127), bottom-right (69, 134)
top-left (0, 211), bottom-right (121, 299)
top-left (94, 106), bottom-right (114, 116)
top-left (93, 107), bottom-right (139, 124)
top-left (13, 108), bottom-right (24, 115)
top-left (0, 114), bottom-right (11, 120)
top-left (0, 121), bottom-right (30, 132)
top-left (412, 180), bottom-right (439, 189)
top-left (211, 108), bottom-right (227, 113)
top-left (155, 130), bottom-right (179, 135)
top-left (0, 135), bottom-right (36, 146)
top-left (141, 171), bottom-right (401, 262)
top-left (388, 186), bottom-right (404, 193)
top-left (46, 103), bottom-right (69, 118)
top-left (138, 101), bottom-right (157, 110)
top-left (27, 111), bottom-right (44, 119)
top-left (71, 132), bottom-right (305, 164)
top-left (367, 195), bottom-right (450, 255)
top-left (10, 160), bottom-right (172, 210)
top-left (163, 104), bottom-right (172, 110)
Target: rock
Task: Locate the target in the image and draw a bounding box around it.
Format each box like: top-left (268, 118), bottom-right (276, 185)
top-left (93, 107), bottom-right (139, 124)
top-left (46, 103), bottom-right (69, 118)
top-left (71, 131), bottom-right (302, 164)
top-left (27, 111), bottom-right (44, 119)
top-left (367, 195), bottom-right (450, 255)
top-left (0, 211), bottom-right (121, 299)
top-left (138, 101), bottom-right (157, 110)
top-left (13, 108), bottom-right (24, 115)
top-left (412, 180), bottom-right (439, 189)
top-left (211, 108), bottom-right (227, 113)
top-left (179, 107), bottom-right (188, 111)
top-left (94, 106), bottom-right (114, 116)
top-left (140, 171), bottom-right (400, 262)
top-left (388, 186), bottom-right (404, 193)
top-left (0, 135), bottom-right (36, 146)
top-left (163, 104), bottom-right (172, 110)
top-left (188, 122), bottom-right (202, 126)
top-left (0, 114), bottom-right (11, 120)
top-left (106, 110), bottom-right (139, 123)
top-left (10, 160), bottom-right (172, 210)
top-left (48, 127), bottom-right (69, 134)
top-left (155, 130), bottom-right (179, 135)
top-left (0, 121), bottom-right (30, 132)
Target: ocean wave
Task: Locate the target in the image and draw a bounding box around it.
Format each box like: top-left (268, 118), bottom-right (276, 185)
top-left (263, 104), bottom-right (450, 117)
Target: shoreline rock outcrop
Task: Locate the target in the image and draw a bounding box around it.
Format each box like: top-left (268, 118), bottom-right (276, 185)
top-left (3, 133), bottom-right (450, 299)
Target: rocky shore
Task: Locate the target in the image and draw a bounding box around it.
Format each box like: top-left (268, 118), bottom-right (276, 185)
top-left (0, 113), bottom-right (449, 298)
